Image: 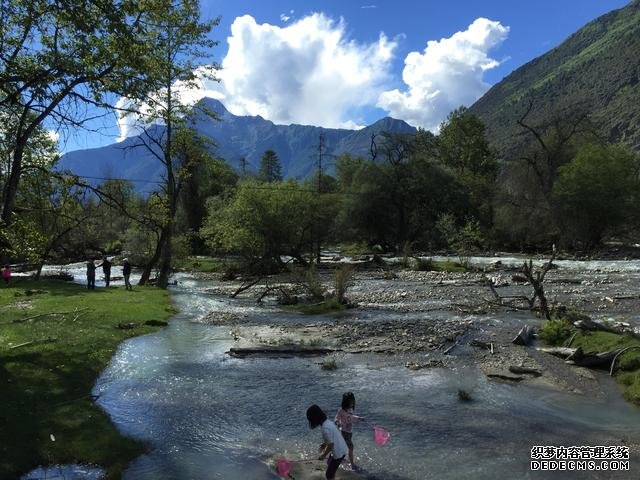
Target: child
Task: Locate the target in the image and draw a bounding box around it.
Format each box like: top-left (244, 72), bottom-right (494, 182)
top-left (335, 392), bottom-right (364, 472)
top-left (306, 404), bottom-right (348, 480)
top-left (2, 265), bottom-right (11, 285)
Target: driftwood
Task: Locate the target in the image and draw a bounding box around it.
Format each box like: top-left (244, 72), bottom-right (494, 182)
top-left (443, 341), bottom-right (459, 355)
top-left (512, 325), bottom-right (535, 346)
top-left (536, 346), bottom-right (577, 358)
top-left (0, 307), bottom-right (90, 326)
top-left (228, 346), bottom-right (339, 358)
top-left (10, 337), bottom-right (58, 349)
top-left (487, 373), bottom-right (524, 382)
top-left (565, 348), bottom-right (621, 369)
top-left (573, 318), bottom-right (622, 334)
top-left (609, 346), bottom-right (640, 375)
top-left (470, 339), bottom-right (494, 353)
top-left (509, 365), bottom-right (542, 377)
top-left (230, 277), bottom-right (263, 298)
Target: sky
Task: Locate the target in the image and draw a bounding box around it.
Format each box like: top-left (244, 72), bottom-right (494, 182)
top-left (60, 0), bottom-right (631, 153)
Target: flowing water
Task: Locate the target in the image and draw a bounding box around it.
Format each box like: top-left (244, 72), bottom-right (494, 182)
top-left (95, 274), bottom-right (639, 480)
top-left (23, 260), bottom-right (640, 479)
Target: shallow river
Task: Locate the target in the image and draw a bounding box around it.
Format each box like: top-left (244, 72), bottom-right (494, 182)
top-left (24, 260), bottom-right (640, 479)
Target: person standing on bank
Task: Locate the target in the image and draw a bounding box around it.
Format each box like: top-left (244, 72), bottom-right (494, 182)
top-left (86, 260), bottom-right (96, 290)
top-left (122, 258), bottom-right (132, 291)
top-left (306, 404), bottom-right (348, 480)
top-left (99, 256), bottom-right (112, 287)
top-left (2, 265), bottom-right (11, 285)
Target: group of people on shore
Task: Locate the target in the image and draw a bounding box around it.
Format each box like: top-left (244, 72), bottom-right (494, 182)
top-left (307, 392), bottom-right (364, 479)
top-left (86, 256), bottom-right (132, 290)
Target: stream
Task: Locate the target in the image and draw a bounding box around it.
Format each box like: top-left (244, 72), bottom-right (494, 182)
top-left (24, 259), bottom-right (640, 479)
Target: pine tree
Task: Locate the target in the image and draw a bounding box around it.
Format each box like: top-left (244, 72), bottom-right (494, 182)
top-left (258, 150), bottom-right (283, 182)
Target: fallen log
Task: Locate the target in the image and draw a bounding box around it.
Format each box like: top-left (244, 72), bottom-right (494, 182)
top-left (573, 318), bottom-right (622, 334)
top-left (609, 346), bottom-right (640, 375)
top-left (565, 348), bottom-right (621, 369)
top-left (470, 339), bottom-right (493, 350)
top-left (10, 337), bottom-right (58, 349)
top-left (487, 373), bottom-right (524, 382)
top-left (443, 341), bottom-right (459, 355)
top-left (508, 366), bottom-right (542, 377)
top-left (512, 325), bottom-right (534, 346)
top-left (536, 346), bottom-right (577, 358)
top-left (227, 346), bottom-right (339, 358)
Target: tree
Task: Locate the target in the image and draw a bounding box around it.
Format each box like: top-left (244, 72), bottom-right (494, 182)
top-left (0, 0), bottom-right (184, 225)
top-left (552, 144), bottom-right (639, 247)
top-left (122, 1), bottom-right (219, 288)
top-left (202, 180), bottom-right (325, 271)
top-left (437, 107), bottom-right (498, 226)
top-left (258, 150), bottom-right (283, 183)
top-left (178, 153), bottom-right (238, 253)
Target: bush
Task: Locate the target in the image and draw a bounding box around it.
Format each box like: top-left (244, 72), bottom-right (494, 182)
top-left (412, 257), bottom-right (434, 271)
top-left (334, 265), bottom-right (355, 304)
top-left (539, 319), bottom-right (574, 346)
top-left (291, 265), bottom-right (326, 301)
top-left (321, 359), bottom-right (338, 370)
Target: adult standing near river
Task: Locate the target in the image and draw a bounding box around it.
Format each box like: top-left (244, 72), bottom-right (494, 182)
top-left (122, 258), bottom-right (132, 291)
top-left (99, 256), bottom-right (112, 287)
top-left (86, 260), bottom-right (96, 290)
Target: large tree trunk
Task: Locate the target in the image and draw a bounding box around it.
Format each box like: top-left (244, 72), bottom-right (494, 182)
top-left (156, 220), bottom-right (173, 288)
top-left (1, 144), bottom-right (25, 225)
top-left (138, 228), bottom-right (168, 285)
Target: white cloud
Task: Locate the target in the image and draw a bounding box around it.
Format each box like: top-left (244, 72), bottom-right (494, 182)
top-left (377, 18), bottom-right (509, 131)
top-left (116, 13), bottom-right (396, 139)
top-left (361, 5), bottom-right (377, 9)
top-left (280, 9), bottom-right (294, 22)
top-left (212, 13), bottom-right (396, 128)
top-left (46, 129), bottom-right (60, 143)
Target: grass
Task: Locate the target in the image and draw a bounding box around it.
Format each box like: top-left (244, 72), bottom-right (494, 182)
top-left (540, 317), bottom-right (640, 405)
top-left (321, 359), bottom-right (338, 371)
top-left (284, 298), bottom-right (346, 315)
top-left (0, 279), bottom-right (174, 479)
top-left (570, 330), bottom-right (640, 405)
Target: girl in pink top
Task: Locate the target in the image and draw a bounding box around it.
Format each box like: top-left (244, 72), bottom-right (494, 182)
top-left (334, 392), bottom-right (364, 472)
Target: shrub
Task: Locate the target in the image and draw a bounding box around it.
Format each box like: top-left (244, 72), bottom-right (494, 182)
top-left (412, 257), bottom-right (434, 271)
top-left (539, 319), bottom-right (574, 346)
top-left (334, 265), bottom-right (355, 304)
top-left (321, 359), bottom-right (338, 370)
top-left (291, 265), bottom-right (326, 301)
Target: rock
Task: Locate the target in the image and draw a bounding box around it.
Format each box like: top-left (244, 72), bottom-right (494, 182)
top-left (116, 322), bottom-right (137, 330)
top-left (144, 320), bottom-right (168, 327)
top-left (486, 372), bottom-right (524, 382)
top-left (405, 360), bottom-right (444, 370)
top-left (508, 365), bottom-right (542, 377)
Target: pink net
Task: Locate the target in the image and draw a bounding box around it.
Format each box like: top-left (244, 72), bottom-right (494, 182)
top-left (276, 457), bottom-right (292, 477)
top-left (373, 426), bottom-right (390, 446)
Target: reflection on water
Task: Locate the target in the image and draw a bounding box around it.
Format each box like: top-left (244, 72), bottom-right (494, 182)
top-left (87, 276), bottom-right (640, 480)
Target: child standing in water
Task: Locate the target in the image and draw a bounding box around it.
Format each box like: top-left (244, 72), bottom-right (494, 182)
top-left (335, 392), bottom-right (364, 472)
top-left (306, 404), bottom-right (348, 480)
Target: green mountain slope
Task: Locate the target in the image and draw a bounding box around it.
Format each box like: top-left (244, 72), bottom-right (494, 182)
top-left (471, 0), bottom-right (640, 158)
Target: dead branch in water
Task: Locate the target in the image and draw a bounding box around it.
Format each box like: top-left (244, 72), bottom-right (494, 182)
top-left (230, 277), bottom-right (263, 298)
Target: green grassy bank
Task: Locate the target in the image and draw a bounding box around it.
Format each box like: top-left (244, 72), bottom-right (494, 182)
top-left (0, 279), bottom-right (175, 479)
top-left (540, 318), bottom-right (640, 405)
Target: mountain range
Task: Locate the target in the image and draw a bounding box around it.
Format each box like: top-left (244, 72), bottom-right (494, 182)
top-left (470, 0), bottom-right (640, 158)
top-left (59, 99), bottom-right (416, 187)
top-left (60, 1), bottom-right (640, 185)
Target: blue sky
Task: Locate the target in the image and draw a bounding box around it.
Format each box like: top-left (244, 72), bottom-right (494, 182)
top-left (61, 0), bottom-right (630, 153)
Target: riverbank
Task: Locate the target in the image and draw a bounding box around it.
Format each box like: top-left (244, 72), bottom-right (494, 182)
top-left (200, 260), bottom-right (640, 404)
top-left (0, 279), bottom-right (174, 480)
